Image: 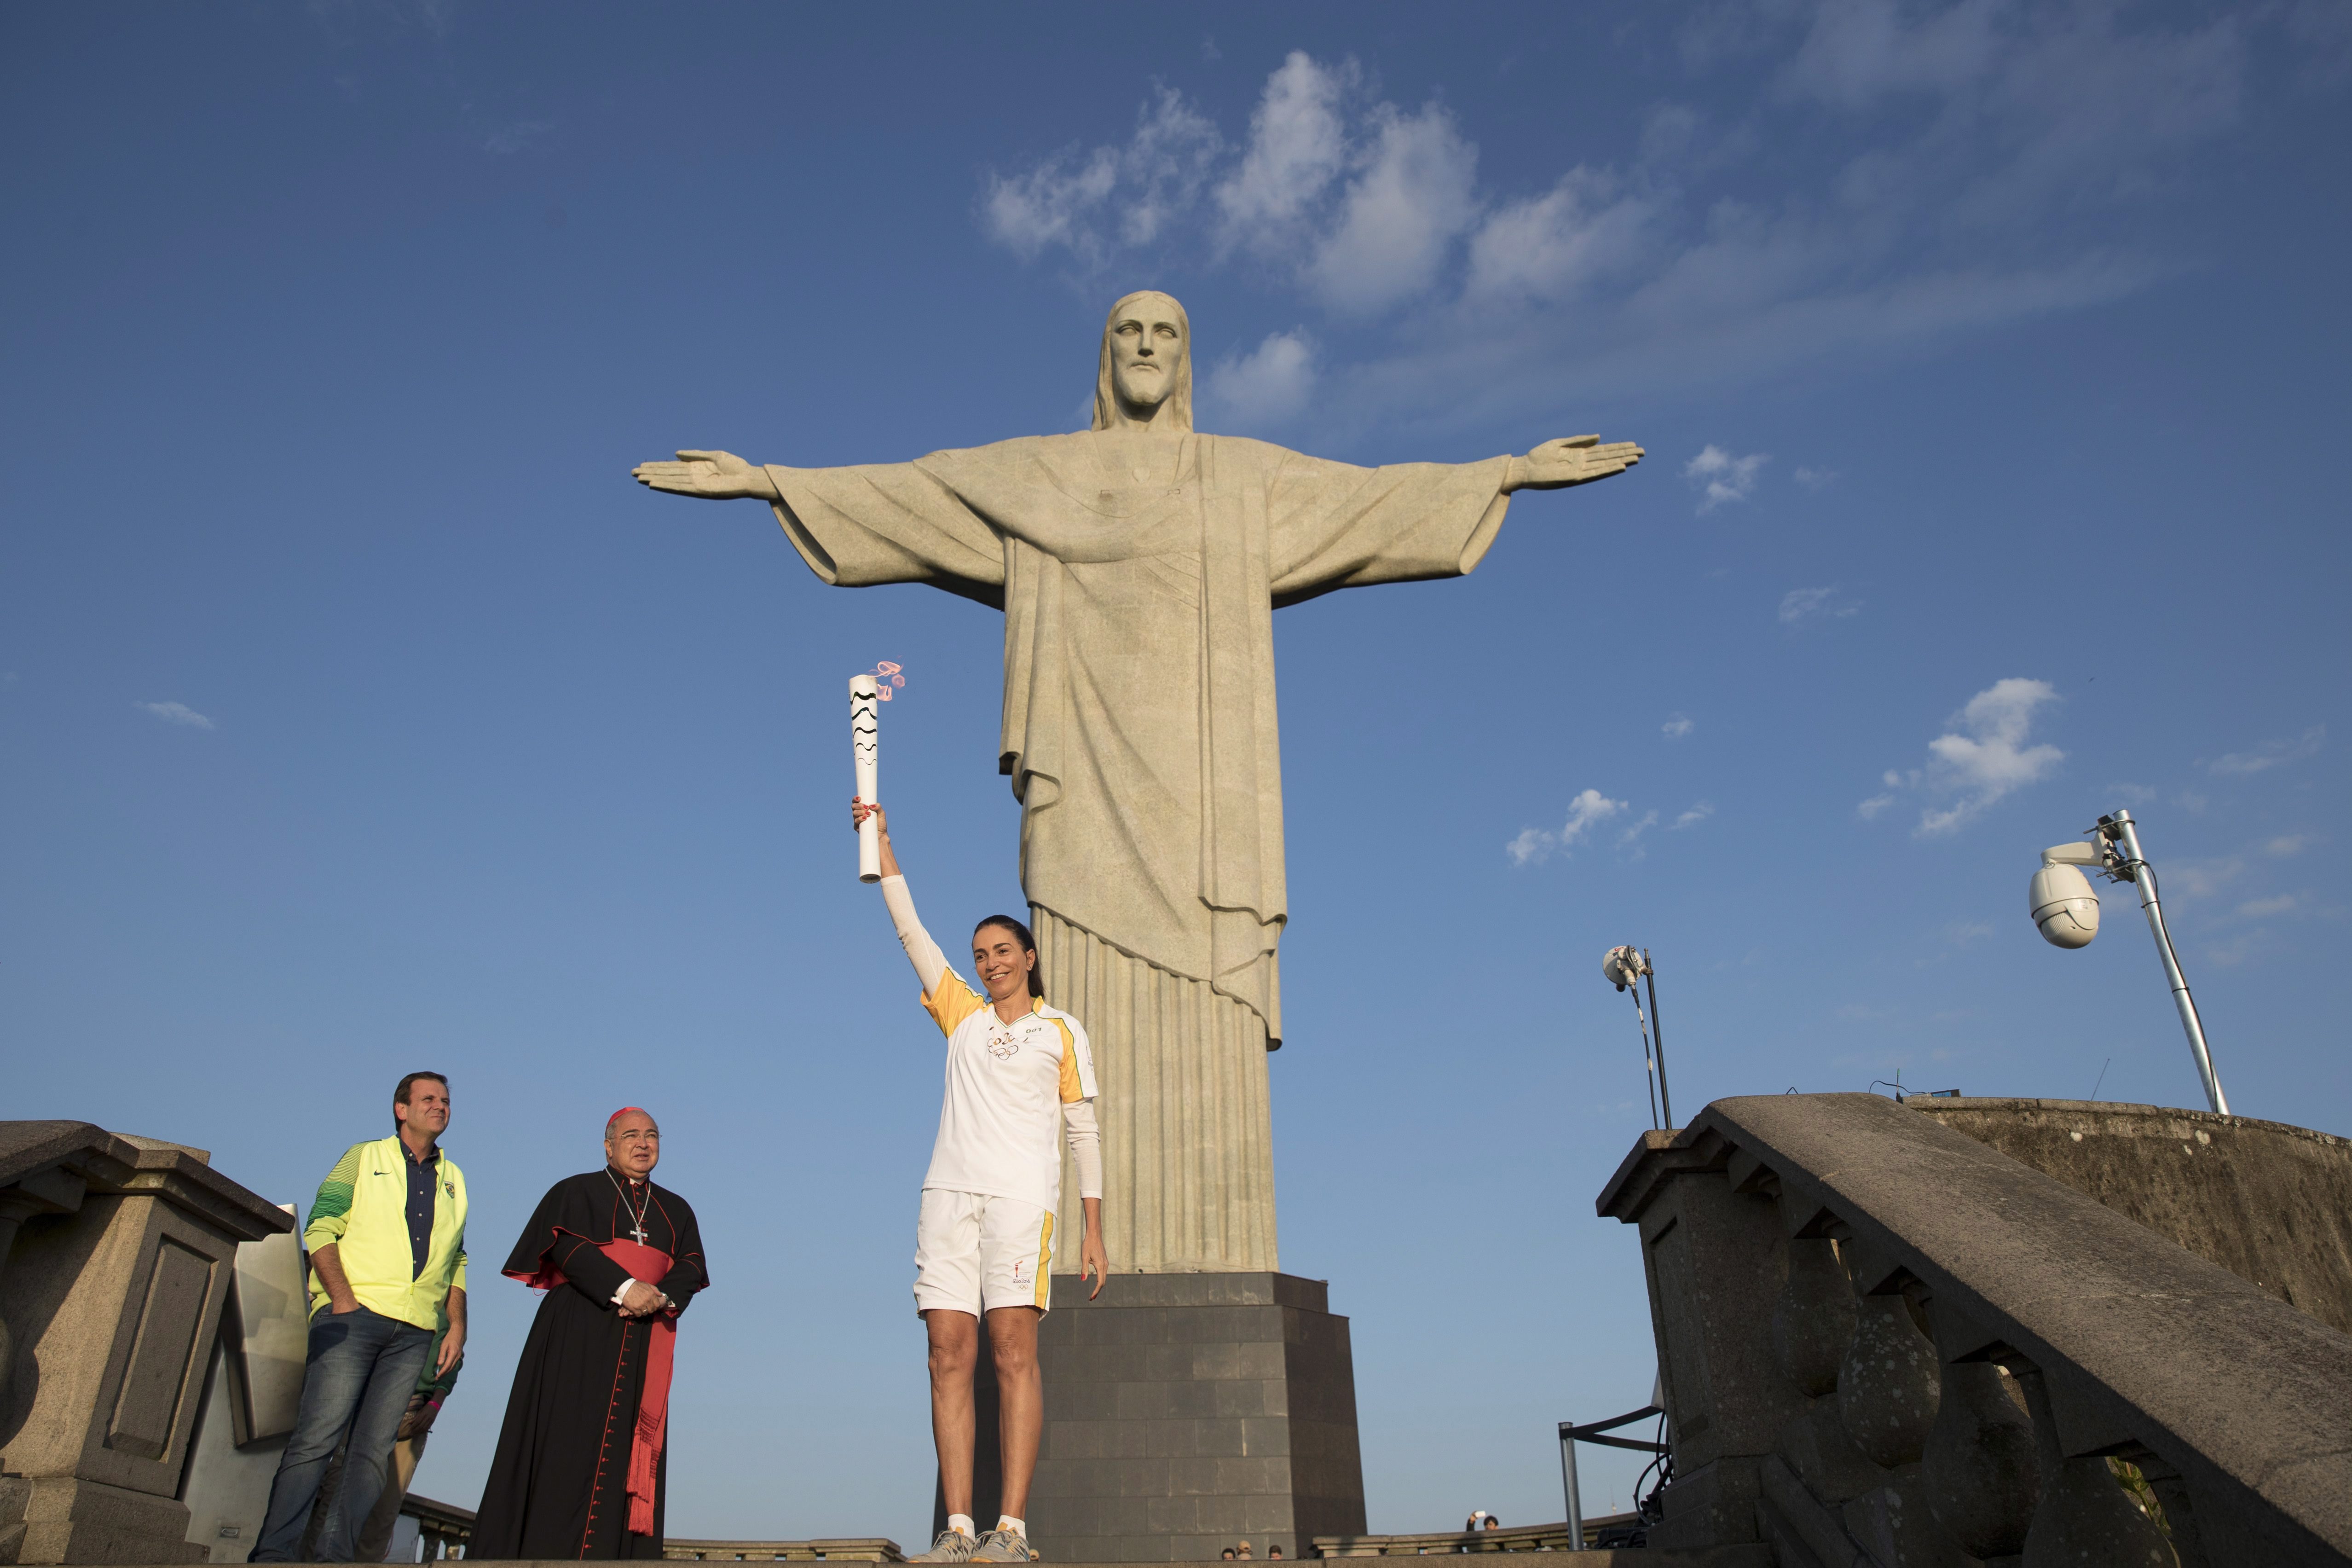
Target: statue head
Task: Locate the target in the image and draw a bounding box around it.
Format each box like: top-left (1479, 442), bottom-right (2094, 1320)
top-left (1092, 290), bottom-right (1193, 434)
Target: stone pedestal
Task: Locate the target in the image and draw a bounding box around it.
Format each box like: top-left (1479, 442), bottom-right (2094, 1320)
top-left (0, 1123), bottom-right (293, 1565)
top-left (1028, 1273), bottom-right (1364, 1563)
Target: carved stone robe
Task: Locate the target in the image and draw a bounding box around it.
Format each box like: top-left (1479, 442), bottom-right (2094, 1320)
top-left (768, 429), bottom-right (1512, 1271)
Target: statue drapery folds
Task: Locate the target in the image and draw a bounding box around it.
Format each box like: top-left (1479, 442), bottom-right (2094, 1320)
top-left (635, 290), bottom-right (1641, 1271)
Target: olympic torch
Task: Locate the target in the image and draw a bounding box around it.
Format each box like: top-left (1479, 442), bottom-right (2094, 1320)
top-left (850, 672), bottom-right (881, 882)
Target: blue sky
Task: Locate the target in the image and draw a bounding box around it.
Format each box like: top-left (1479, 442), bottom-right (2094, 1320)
top-left (5, 0), bottom-right (2348, 1544)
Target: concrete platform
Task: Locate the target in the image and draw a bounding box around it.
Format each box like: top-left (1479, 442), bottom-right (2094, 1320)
top-left (105, 1558), bottom-right (1774, 1568)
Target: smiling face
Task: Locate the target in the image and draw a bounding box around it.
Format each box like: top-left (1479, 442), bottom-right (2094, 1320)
top-left (395, 1076), bottom-right (451, 1142)
top-left (1109, 297), bottom-right (1185, 411)
top-left (606, 1111), bottom-right (661, 1179)
top-left (971, 922), bottom-right (1037, 1005)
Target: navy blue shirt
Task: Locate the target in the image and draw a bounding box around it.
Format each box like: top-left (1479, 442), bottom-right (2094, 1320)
top-left (403, 1140), bottom-right (440, 1280)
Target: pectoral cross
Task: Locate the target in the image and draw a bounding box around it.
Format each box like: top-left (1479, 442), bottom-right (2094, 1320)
top-left (628, 1220), bottom-right (649, 1244)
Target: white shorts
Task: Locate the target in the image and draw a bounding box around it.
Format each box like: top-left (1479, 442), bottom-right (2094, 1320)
top-left (913, 1189), bottom-right (1055, 1317)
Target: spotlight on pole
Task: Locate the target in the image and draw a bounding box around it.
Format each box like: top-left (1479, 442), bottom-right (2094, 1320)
top-left (1603, 945), bottom-right (1674, 1130)
top-left (2028, 809), bottom-right (2228, 1115)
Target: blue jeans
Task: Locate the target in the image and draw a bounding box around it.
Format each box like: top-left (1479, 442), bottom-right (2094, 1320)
top-left (249, 1306), bottom-right (433, 1562)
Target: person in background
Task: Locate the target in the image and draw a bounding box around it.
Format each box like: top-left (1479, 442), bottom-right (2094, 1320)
top-left (1220, 1551), bottom-right (1235, 1561)
top-left (1483, 1517), bottom-right (1502, 1532)
top-left (1464, 1511), bottom-right (1487, 1533)
top-left (1235, 1542), bottom-right (1253, 1560)
top-left (249, 1073), bottom-right (468, 1563)
top-left (1268, 1545), bottom-right (1283, 1559)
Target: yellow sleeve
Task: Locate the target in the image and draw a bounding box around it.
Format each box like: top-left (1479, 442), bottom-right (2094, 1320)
top-left (922, 970), bottom-right (988, 1037)
top-left (1057, 1020), bottom-right (1083, 1103)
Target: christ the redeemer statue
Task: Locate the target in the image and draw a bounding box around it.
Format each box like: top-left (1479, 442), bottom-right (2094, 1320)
top-left (635, 291), bottom-right (1640, 1275)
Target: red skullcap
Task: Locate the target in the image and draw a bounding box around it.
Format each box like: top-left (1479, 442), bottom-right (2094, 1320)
top-left (607, 1106), bottom-right (652, 1127)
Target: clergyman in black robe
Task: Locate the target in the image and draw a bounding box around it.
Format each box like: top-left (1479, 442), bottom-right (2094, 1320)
top-left (471, 1108), bottom-right (709, 1559)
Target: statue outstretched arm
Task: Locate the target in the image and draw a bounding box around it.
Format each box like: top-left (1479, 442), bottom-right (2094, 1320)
top-left (631, 449), bottom-right (780, 501)
top-left (1500, 435), bottom-right (1643, 493)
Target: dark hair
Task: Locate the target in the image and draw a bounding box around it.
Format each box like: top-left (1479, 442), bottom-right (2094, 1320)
top-left (973, 915), bottom-right (1045, 998)
top-left (393, 1072), bottom-right (449, 1129)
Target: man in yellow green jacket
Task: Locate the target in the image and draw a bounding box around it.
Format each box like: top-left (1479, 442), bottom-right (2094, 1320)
top-left (249, 1072), bottom-right (469, 1563)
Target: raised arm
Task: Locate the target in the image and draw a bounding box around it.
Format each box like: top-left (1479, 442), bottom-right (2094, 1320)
top-left (852, 800), bottom-right (948, 996)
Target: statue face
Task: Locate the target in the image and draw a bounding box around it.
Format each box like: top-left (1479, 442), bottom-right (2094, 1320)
top-left (1108, 297), bottom-right (1185, 411)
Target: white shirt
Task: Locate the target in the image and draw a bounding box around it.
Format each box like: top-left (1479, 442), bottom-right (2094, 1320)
top-left (881, 876), bottom-right (1103, 1210)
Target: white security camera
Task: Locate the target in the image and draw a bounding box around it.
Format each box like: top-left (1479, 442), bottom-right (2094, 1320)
top-left (2029, 842), bottom-right (2104, 949)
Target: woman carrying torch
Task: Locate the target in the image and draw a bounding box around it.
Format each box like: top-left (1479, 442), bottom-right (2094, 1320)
top-left (849, 798), bottom-right (1107, 1565)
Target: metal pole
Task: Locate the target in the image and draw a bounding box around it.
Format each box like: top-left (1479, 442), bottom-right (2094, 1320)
top-left (1629, 991), bottom-right (1660, 1130)
top-left (1643, 951), bottom-right (1673, 1130)
top-left (1558, 1423), bottom-right (1585, 1551)
top-left (2105, 810), bottom-right (2228, 1115)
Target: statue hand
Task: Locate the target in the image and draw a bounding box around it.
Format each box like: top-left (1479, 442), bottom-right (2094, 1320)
top-left (1505, 435), bottom-right (1644, 492)
top-left (631, 449), bottom-right (779, 501)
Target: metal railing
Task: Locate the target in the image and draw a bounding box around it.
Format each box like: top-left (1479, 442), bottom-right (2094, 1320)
top-left (1555, 1406), bottom-right (1665, 1551)
top-left (1312, 1515), bottom-right (1641, 1556)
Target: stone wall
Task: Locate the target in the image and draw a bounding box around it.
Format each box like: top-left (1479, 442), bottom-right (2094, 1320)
top-left (0, 1123), bottom-right (292, 1566)
top-left (1597, 1094), bottom-right (2352, 1568)
top-left (1911, 1098), bottom-right (2352, 1335)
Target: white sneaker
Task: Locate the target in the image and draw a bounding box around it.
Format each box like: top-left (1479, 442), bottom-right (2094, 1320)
top-left (909, 1530), bottom-right (977, 1562)
top-left (969, 1528), bottom-right (1033, 1562)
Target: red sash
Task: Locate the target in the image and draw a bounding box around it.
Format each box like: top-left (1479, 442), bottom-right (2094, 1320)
top-left (513, 1233), bottom-right (678, 1536)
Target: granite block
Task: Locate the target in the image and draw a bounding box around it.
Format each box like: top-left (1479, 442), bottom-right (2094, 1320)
top-left (1234, 1340), bottom-right (1287, 1379)
top-left (1212, 1377), bottom-right (1283, 1418)
top-left (1031, 1272), bottom-right (1364, 1562)
top-left (1237, 1416), bottom-right (1291, 1457)
top-left (1188, 1340), bottom-right (1242, 1380)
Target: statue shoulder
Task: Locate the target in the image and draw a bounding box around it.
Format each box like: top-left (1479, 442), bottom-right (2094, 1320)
top-left (912, 431), bottom-right (1074, 474)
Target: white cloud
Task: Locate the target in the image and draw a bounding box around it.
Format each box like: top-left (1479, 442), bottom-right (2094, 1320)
top-left (982, 148), bottom-right (1121, 261)
top-left (2265, 834), bottom-right (2311, 858)
top-left (1302, 102), bottom-right (1482, 314)
top-left (1507, 787), bottom-right (1628, 865)
top-left (1779, 585), bottom-right (1859, 624)
top-left (1620, 809), bottom-right (1661, 847)
top-left (2208, 725), bottom-right (2324, 776)
top-left (1204, 330), bottom-right (1317, 428)
top-left (982, 88), bottom-right (1221, 262)
top-left (2104, 781), bottom-right (2159, 805)
top-left (1214, 53), bottom-right (1354, 254)
top-left (979, 11), bottom-right (2271, 435)
top-left (2168, 856), bottom-right (2245, 901)
top-left (1865, 678), bottom-right (2064, 835)
top-left (139, 700), bottom-right (215, 730)
top-left (2232, 893), bottom-right (2303, 920)
top-left (1465, 168), bottom-right (1654, 304)
top-left (1687, 446), bottom-right (1768, 512)
top-left (1662, 713), bottom-right (1694, 738)
top-left (1673, 802), bottom-right (1715, 829)
top-left (1793, 465), bottom-right (1839, 490)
